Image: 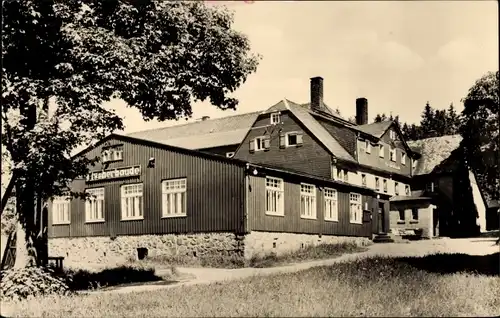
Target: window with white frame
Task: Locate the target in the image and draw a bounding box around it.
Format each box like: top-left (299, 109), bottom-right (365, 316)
top-left (286, 132), bottom-right (298, 146)
top-left (300, 183), bottom-right (316, 219)
top-left (395, 182), bottom-right (399, 195)
top-left (253, 137), bottom-right (265, 151)
top-left (270, 112), bottom-right (281, 125)
top-left (226, 152), bottom-right (235, 158)
top-left (349, 193), bottom-right (362, 224)
top-left (365, 141), bottom-right (371, 153)
top-left (361, 174), bottom-right (367, 187)
top-left (379, 144), bottom-right (384, 158)
top-left (389, 130), bottom-right (396, 140)
top-left (121, 183), bottom-right (143, 220)
top-left (266, 177), bottom-right (284, 216)
top-left (162, 178), bottom-right (187, 217)
top-left (401, 152), bottom-right (406, 165)
top-left (101, 146), bottom-right (123, 163)
top-left (324, 188), bottom-right (338, 221)
top-left (85, 188), bottom-right (105, 222)
top-left (52, 196), bottom-right (71, 225)
top-left (390, 147), bottom-right (396, 162)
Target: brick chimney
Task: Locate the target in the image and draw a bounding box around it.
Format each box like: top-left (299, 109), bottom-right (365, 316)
top-left (355, 98), bottom-right (368, 125)
top-left (310, 76), bottom-right (324, 113)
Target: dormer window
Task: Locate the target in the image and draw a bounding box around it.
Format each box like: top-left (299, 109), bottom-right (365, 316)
top-left (365, 141), bottom-right (371, 154)
top-left (379, 144), bottom-right (384, 158)
top-left (390, 147), bottom-right (396, 162)
top-left (401, 152), bottom-right (406, 165)
top-left (270, 112), bottom-right (281, 125)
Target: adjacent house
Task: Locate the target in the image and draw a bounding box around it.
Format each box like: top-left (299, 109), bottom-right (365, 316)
top-left (47, 76), bottom-right (489, 264)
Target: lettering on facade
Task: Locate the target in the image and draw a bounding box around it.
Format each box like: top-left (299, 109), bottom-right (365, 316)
top-left (385, 161), bottom-right (401, 170)
top-left (86, 165), bottom-right (141, 182)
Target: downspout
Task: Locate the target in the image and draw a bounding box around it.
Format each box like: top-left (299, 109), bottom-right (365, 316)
top-left (244, 163), bottom-right (250, 234)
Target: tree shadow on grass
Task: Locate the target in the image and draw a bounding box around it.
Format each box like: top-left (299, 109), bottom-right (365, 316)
top-left (64, 265), bottom-right (164, 291)
top-left (396, 252), bottom-right (500, 276)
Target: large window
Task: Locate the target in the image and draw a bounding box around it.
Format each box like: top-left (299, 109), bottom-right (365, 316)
top-left (349, 193), bottom-right (362, 224)
top-left (52, 196), bottom-right (70, 225)
top-left (162, 178), bottom-right (187, 218)
top-left (324, 188), bottom-right (338, 222)
top-left (300, 183), bottom-right (316, 219)
top-left (121, 183), bottom-right (143, 220)
top-left (85, 188), bottom-right (105, 223)
top-left (266, 177), bottom-right (284, 216)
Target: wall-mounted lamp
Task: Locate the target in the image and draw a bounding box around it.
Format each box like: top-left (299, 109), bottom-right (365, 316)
top-left (252, 169), bottom-right (258, 176)
top-left (147, 157), bottom-right (155, 168)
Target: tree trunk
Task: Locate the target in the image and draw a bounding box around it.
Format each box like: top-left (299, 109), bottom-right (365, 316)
top-left (13, 186), bottom-right (37, 268)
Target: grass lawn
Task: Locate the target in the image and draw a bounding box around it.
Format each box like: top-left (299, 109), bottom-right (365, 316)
top-left (3, 253), bottom-right (499, 317)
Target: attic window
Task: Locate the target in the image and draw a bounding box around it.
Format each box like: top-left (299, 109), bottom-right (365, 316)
top-left (250, 136), bottom-right (270, 153)
top-left (101, 146), bottom-right (123, 163)
top-left (283, 132), bottom-right (303, 148)
top-left (270, 112), bottom-right (281, 125)
top-left (389, 130), bottom-right (396, 140)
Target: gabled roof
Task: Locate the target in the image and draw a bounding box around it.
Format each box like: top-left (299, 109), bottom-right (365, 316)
top-left (357, 121), bottom-right (393, 138)
top-left (407, 135), bottom-right (462, 175)
top-left (126, 111), bottom-right (261, 150)
top-left (260, 99), bottom-right (356, 163)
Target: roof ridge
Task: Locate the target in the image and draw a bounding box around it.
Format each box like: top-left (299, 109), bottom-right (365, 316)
top-left (126, 110), bottom-right (262, 135)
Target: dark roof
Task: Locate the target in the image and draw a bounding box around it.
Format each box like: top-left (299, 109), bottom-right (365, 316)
top-left (126, 111), bottom-right (261, 149)
top-left (357, 121), bottom-right (393, 138)
top-left (407, 135), bottom-right (462, 175)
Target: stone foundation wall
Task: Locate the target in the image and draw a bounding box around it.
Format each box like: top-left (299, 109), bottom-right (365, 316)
top-left (49, 232), bottom-right (245, 265)
top-left (243, 231), bottom-right (372, 259)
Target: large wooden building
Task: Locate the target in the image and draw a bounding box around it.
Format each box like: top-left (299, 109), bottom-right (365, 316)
top-left (48, 76), bottom-right (488, 263)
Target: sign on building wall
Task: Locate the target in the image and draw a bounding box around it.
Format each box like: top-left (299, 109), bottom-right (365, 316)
top-left (86, 165), bottom-right (141, 182)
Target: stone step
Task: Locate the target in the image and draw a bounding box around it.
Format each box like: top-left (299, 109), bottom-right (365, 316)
top-left (372, 233), bottom-right (395, 243)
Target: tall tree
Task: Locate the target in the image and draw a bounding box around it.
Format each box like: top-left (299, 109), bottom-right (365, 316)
top-left (446, 103), bottom-right (460, 134)
top-left (459, 71), bottom-right (499, 203)
top-left (419, 101), bottom-right (435, 137)
top-left (2, 0), bottom-right (260, 267)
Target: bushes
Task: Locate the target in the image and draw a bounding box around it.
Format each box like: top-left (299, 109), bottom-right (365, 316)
top-left (0, 264), bottom-right (163, 301)
top-left (0, 266), bottom-right (72, 302)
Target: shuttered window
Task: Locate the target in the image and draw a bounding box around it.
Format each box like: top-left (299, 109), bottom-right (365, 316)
top-left (250, 136), bottom-right (270, 153)
top-left (162, 178), bottom-right (187, 218)
top-left (280, 132), bottom-right (303, 148)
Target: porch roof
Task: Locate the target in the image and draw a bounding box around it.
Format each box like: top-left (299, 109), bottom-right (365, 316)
top-left (389, 195), bottom-right (432, 202)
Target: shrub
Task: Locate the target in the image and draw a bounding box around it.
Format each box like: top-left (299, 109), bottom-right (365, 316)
top-left (0, 266), bottom-right (72, 302)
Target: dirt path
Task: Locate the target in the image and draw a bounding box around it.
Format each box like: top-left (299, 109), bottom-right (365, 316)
top-left (82, 237), bottom-right (499, 295)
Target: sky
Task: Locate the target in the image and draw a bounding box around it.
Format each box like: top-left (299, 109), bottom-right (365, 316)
top-left (77, 1), bottom-right (500, 133)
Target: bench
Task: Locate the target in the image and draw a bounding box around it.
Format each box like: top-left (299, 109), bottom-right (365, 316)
top-left (47, 256), bottom-right (65, 272)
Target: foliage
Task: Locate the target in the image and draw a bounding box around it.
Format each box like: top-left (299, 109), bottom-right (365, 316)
top-left (0, 266), bottom-right (73, 302)
top-left (1, 197), bottom-right (16, 236)
top-left (64, 264), bottom-right (162, 290)
top-left (373, 102), bottom-right (461, 141)
top-left (2, 0), bottom-right (259, 265)
top-left (3, 254), bottom-right (499, 317)
top-left (459, 71), bottom-right (499, 202)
